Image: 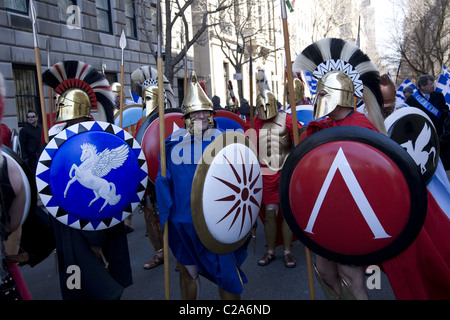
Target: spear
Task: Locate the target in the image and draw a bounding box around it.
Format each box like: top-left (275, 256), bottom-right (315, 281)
top-left (46, 36), bottom-right (53, 128)
top-left (280, 0), bottom-right (315, 300)
top-left (30, 0), bottom-right (49, 143)
top-left (156, 0), bottom-right (170, 300)
top-left (249, 38), bottom-right (254, 129)
top-left (119, 29), bottom-right (126, 128)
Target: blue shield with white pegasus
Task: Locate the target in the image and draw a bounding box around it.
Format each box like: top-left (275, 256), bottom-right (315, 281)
top-left (36, 121), bottom-right (148, 231)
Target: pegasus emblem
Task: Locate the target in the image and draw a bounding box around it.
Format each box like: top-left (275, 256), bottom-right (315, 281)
top-left (64, 143), bottom-right (129, 212)
top-left (400, 123), bottom-right (436, 174)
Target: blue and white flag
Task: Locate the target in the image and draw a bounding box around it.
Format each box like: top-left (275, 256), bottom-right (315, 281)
top-left (130, 90), bottom-right (142, 105)
top-left (396, 78), bottom-right (417, 101)
top-left (304, 71), bottom-right (317, 95)
top-left (435, 74), bottom-right (450, 106)
top-left (442, 65), bottom-right (450, 79)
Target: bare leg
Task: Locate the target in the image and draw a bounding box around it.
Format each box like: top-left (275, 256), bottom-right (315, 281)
top-left (337, 264), bottom-right (368, 300)
top-left (315, 255), bottom-right (341, 295)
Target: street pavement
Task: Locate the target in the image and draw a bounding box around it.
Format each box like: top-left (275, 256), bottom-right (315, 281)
top-left (20, 206), bottom-right (395, 300)
top-left (19, 206), bottom-right (396, 301)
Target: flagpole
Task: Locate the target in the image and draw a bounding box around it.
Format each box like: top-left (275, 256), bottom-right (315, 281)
top-left (119, 30), bottom-right (126, 128)
top-left (280, 0), bottom-right (315, 300)
top-left (156, 0), bottom-right (170, 300)
top-left (30, 0), bottom-right (49, 144)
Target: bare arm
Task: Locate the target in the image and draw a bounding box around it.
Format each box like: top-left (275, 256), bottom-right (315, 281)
top-left (4, 156), bottom-right (26, 233)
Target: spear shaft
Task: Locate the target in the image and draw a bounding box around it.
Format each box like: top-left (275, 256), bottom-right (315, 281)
top-left (119, 30), bottom-right (126, 128)
top-left (280, 0), bottom-right (315, 300)
top-left (156, 0), bottom-right (170, 300)
top-left (46, 36), bottom-right (53, 127)
top-left (30, 0), bottom-right (49, 143)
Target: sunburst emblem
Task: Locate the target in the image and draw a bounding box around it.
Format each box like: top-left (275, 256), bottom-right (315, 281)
top-left (192, 132), bottom-right (263, 254)
top-left (213, 149), bottom-right (262, 236)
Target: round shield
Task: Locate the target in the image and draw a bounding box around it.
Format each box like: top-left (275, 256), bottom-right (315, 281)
top-left (191, 131), bottom-right (263, 254)
top-left (214, 110), bottom-right (246, 128)
top-left (385, 107), bottom-right (440, 184)
top-left (295, 105), bottom-right (314, 126)
top-left (36, 121), bottom-right (148, 231)
top-left (2, 146), bottom-right (37, 225)
top-left (138, 110), bottom-right (185, 184)
top-left (135, 108), bottom-right (183, 144)
top-left (280, 126), bottom-right (427, 266)
top-left (215, 117), bottom-right (244, 131)
top-left (10, 129), bottom-right (21, 157)
top-left (114, 104), bottom-right (144, 128)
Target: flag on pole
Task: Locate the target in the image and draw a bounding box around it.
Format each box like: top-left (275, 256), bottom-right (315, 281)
top-left (130, 90), bottom-right (142, 104)
top-left (442, 65), bottom-right (450, 78)
top-left (396, 78), bottom-right (417, 101)
top-left (285, 0), bottom-right (294, 12)
top-left (435, 74), bottom-right (450, 106)
top-left (304, 71), bottom-right (317, 95)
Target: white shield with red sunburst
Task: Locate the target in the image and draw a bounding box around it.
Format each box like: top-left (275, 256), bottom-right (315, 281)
top-left (191, 131), bottom-right (263, 254)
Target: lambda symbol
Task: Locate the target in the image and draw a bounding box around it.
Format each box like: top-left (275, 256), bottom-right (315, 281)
top-left (304, 147), bottom-right (391, 239)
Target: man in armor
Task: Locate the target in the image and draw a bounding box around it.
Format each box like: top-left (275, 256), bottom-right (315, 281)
top-left (21, 61), bottom-right (132, 299)
top-left (131, 65), bottom-right (176, 270)
top-left (246, 69), bottom-right (302, 268)
top-left (294, 38), bottom-right (386, 300)
top-left (110, 82), bottom-right (134, 112)
top-left (155, 72), bottom-right (248, 299)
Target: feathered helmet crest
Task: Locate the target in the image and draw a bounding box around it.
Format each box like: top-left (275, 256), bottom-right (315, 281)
top-left (130, 65), bottom-right (176, 116)
top-left (293, 38), bottom-right (385, 134)
top-left (43, 60), bottom-right (115, 123)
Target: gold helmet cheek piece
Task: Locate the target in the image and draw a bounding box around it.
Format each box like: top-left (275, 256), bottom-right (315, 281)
top-left (255, 91), bottom-right (278, 120)
top-left (144, 85), bottom-right (159, 117)
top-left (111, 82), bottom-right (122, 97)
top-left (184, 112), bottom-right (214, 134)
top-left (293, 78), bottom-right (305, 103)
top-left (56, 88), bottom-right (91, 122)
top-left (313, 71), bottom-right (354, 119)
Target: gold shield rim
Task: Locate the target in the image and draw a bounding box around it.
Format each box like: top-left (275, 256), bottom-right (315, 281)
top-left (191, 131), bottom-right (260, 255)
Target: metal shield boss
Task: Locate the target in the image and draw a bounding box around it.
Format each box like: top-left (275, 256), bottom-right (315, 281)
top-left (2, 146), bottom-right (37, 225)
top-left (36, 121), bottom-right (148, 231)
top-left (385, 107), bottom-right (440, 184)
top-left (136, 108), bottom-right (185, 184)
top-left (280, 126), bottom-right (427, 266)
top-left (191, 131), bottom-right (263, 254)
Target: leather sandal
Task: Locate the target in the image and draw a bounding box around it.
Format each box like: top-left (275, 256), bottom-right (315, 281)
top-left (283, 253), bottom-right (296, 268)
top-left (258, 252), bottom-right (275, 266)
top-left (143, 254), bottom-right (164, 269)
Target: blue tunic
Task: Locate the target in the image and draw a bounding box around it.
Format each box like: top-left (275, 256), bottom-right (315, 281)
top-left (155, 127), bottom-right (248, 294)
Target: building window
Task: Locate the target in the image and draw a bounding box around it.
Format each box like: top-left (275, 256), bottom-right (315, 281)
top-left (5, 0), bottom-right (28, 14)
top-left (58, 0), bottom-right (77, 24)
top-left (96, 0), bottom-right (112, 34)
top-left (104, 72), bottom-right (117, 85)
top-left (12, 65), bottom-right (40, 127)
top-left (125, 0), bottom-right (137, 39)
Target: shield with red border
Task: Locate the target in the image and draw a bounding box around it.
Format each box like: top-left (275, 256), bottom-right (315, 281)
top-left (279, 126), bottom-right (427, 265)
top-left (136, 108), bottom-right (185, 183)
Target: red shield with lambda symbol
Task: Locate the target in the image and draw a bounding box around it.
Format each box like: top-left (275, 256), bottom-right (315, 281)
top-left (280, 126), bottom-right (427, 265)
top-left (136, 109), bottom-right (185, 184)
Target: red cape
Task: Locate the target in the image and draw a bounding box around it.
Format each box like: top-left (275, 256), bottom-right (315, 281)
top-left (381, 191), bottom-right (450, 299)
